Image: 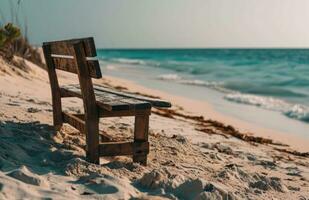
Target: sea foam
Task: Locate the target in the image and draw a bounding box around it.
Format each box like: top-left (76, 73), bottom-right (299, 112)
top-left (284, 104), bottom-right (309, 123)
top-left (158, 74), bottom-right (181, 81)
top-left (113, 58), bottom-right (146, 65)
top-left (224, 93), bottom-right (290, 111)
top-left (224, 93), bottom-right (309, 123)
top-left (157, 74), bottom-right (224, 90)
top-left (157, 74), bottom-right (309, 123)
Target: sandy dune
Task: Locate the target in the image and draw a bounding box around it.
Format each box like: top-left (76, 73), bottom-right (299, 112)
top-left (0, 56), bottom-right (308, 199)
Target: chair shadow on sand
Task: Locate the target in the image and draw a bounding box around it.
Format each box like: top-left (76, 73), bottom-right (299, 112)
top-left (0, 120), bottom-right (142, 197)
top-left (0, 120), bottom-right (81, 175)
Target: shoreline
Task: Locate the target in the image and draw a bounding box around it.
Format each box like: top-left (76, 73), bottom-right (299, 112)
top-left (100, 75), bottom-right (309, 152)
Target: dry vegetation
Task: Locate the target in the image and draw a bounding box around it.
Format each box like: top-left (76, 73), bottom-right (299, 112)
top-left (0, 0), bottom-right (44, 69)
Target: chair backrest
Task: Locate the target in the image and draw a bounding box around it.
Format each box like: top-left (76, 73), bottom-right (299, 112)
top-left (42, 37), bottom-right (102, 78)
top-left (42, 37), bottom-right (101, 133)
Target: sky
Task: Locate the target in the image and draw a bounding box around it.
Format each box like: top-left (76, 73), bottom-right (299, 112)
top-left (1, 0), bottom-right (309, 48)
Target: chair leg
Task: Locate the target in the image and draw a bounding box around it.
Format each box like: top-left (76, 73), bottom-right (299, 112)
top-left (52, 96), bottom-right (63, 131)
top-left (133, 113), bottom-right (149, 165)
top-left (85, 116), bottom-right (100, 164)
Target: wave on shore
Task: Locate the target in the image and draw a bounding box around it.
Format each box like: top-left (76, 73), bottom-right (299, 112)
top-left (157, 74), bottom-right (225, 90)
top-left (225, 93), bottom-right (309, 122)
top-left (158, 74), bottom-right (309, 123)
top-left (101, 57), bottom-right (155, 66)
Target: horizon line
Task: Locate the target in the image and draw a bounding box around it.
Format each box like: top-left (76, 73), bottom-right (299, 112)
top-left (96, 47), bottom-right (309, 50)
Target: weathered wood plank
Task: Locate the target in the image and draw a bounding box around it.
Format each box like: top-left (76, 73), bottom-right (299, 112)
top-left (60, 87), bottom-right (82, 97)
top-left (60, 86), bottom-right (122, 111)
top-left (62, 112), bottom-right (85, 133)
top-left (74, 42), bottom-right (100, 164)
top-left (73, 109), bottom-right (150, 119)
top-left (63, 113), bottom-right (113, 142)
top-left (133, 114), bottom-right (150, 165)
top-left (99, 109), bottom-right (151, 118)
top-left (134, 115), bottom-right (149, 141)
top-left (93, 85), bottom-right (171, 108)
top-left (52, 57), bottom-right (102, 78)
top-left (94, 89), bottom-right (151, 110)
top-left (43, 37), bottom-right (97, 57)
top-left (99, 142), bottom-right (149, 157)
top-left (60, 84), bottom-right (152, 111)
top-left (42, 44), bottom-right (63, 130)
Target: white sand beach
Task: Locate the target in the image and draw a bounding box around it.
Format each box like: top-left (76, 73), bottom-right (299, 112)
top-left (0, 56), bottom-right (308, 199)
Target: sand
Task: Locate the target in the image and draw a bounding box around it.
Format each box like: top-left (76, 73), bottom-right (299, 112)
top-left (0, 56), bottom-right (308, 199)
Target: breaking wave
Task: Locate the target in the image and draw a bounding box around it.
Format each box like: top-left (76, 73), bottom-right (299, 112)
top-left (157, 74), bottom-right (224, 90)
top-left (158, 74), bottom-right (309, 123)
top-left (224, 93), bottom-right (309, 123)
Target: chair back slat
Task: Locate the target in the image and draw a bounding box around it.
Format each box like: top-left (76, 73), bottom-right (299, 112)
top-left (52, 57), bottom-right (101, 78)
top-left (43, 37), bottom-right (97, 57)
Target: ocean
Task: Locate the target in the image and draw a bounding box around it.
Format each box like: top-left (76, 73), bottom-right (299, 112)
top-left (97, 49), bottom-right (309, 124)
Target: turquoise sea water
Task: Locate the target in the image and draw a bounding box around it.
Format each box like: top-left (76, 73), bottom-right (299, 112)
top-left (97, 49), bottom-right (309, 123)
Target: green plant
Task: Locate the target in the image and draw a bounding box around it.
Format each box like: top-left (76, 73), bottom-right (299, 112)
top-left (0, 23), bottom-right (21, 47)
top-left (0, 0), bottom-right (44, 68)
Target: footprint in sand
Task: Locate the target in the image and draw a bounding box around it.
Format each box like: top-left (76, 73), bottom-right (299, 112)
top-left (7, 166), bottom-right (48, 187)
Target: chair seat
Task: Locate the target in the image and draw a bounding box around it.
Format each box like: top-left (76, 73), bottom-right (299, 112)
top-left (60, 84), bottom-right (171, 112)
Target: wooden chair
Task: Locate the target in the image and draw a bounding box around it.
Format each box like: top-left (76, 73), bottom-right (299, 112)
top-left (42, 37), bottom-right (171, 165)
